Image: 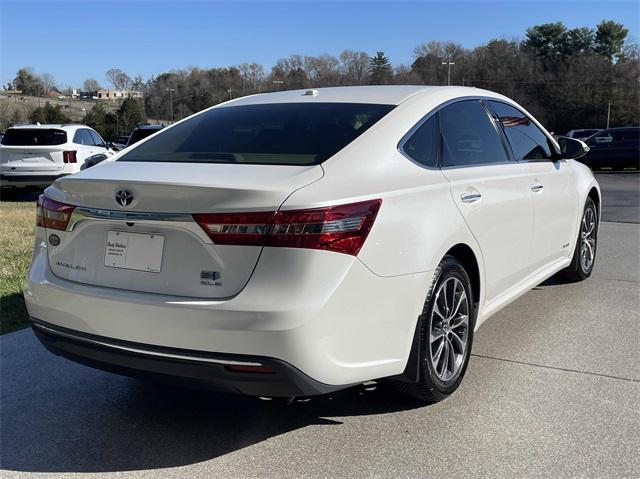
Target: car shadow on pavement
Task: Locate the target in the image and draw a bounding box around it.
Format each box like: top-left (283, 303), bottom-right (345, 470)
top-left (0, 364), bottom-right (426, 473)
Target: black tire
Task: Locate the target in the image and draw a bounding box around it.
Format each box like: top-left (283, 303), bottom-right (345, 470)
top-left (559, 197), bottom-right (598, 282)
top-left (392, 255), bottom-right (476, 403)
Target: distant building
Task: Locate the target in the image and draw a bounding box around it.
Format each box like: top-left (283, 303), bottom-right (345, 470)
top-left (46, 89), bottom-right (62, 99)
top-left (96, 89), bottom-right (143, 100)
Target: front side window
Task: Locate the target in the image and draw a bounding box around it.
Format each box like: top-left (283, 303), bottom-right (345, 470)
top-left (439, 100), bottom-right (509, 168)
top-left (119, 103), bottom-right (395, 165)
top-left (89, 130), bottom-right (105, 147)
top-left (488, 101), bottom-right (552, 161)
top-left (402, 115), bottom-right (438, 168)
top-left (590, 131), bottom-right (614, 144)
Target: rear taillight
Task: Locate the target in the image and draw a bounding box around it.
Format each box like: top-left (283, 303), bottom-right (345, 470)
top-left (192, 211), bottom-right (275, 246)
top-left (36, 194), bottom-right (75, 231)
top-left (194, 199), bottom-right (382, 256)
top-left (63, 150), bottom-right (77, 163)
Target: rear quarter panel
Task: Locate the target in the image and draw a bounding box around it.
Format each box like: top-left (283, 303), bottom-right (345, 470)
top-left (281, 93), bottom-right (487, 309)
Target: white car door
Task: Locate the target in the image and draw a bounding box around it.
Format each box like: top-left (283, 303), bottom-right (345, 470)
top-left (73, 128), bottom-right (101, 163)
top-left (487, 100), bottom-right (577, 271)
top-left (88, 129), bottom-right (111, 155)
top-left (438, 100), bottom-right (535, 304)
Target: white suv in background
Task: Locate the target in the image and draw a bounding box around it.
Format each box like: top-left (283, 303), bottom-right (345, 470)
top-left (0, 124), bottom-right (112, 189)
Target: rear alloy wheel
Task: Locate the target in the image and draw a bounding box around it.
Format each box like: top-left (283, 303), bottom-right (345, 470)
top-left (429, 277), bottom-right (470, 383)
top-left (560, 197), bottom-right (598, 282)
top-left (393, 255), bottom-right (476, 403)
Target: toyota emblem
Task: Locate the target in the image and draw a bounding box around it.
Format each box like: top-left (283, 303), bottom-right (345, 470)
top-left (115, 189), bottom-right (134, 207)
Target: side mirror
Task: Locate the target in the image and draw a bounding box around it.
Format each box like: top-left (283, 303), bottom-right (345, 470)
top-left (80, 153), bottom-right (108, 170)
top-left (557, 136), bottom-right (589, 160)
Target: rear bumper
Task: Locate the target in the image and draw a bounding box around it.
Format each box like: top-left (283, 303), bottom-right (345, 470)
top-left (25, 234), bottom-right (433, 389)
top-left (1, 173), bottom-right (68, 187)
top-left (32, 319), bottom-right (342, 396)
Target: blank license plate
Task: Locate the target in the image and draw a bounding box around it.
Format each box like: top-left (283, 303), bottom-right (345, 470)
top-left (104, 231), bottom-right (164, 273)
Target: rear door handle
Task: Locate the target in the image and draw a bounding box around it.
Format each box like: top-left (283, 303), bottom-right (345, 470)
top-left (530, 184), bottom-right (544, 192)
top-left (461, 193), bottom-right (482, 203)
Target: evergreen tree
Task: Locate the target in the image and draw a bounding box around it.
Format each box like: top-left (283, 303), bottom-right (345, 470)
top-left (118, 98), bottom-right (145, 135)
top-left (30, 104), bottom-right (70, 124)
top-left (84, 103), bottom-right (118, 140)
top-left (594, 20), bottom-right (629, 61)
top-left (368, 51), bottom-right (392, 85)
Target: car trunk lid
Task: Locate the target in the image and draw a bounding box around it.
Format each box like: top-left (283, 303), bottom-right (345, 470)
top-left (44, 161), bottom-right (323, 298)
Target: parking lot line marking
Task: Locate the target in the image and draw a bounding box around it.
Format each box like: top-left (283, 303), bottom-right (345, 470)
top-left (471, 353), bottom-right (640, 383)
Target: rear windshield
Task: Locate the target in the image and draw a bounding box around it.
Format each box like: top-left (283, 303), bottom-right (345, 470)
top-left (127, 127), bottom-right (163, 146)
top-left (119, 103), bottom-right (395, 165)
top-left (1, 128), bottom-right (67, 146)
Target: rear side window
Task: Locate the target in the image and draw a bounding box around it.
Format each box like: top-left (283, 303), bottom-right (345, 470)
top-left (488, 101), bottom-right (552, 161)
top-left (612, 129), bottom-right (639, 141)
top-left (402, 115), bottom-right (438, 168)
top-left (439, 100), bottom-right (509, 167)
top-left (119, 103), bottom-right (395, 165)
top-left (1, 128), bottom-right (67, 146)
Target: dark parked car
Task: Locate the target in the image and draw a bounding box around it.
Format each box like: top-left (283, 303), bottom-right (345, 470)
top-left (580, 127), bottom-right (640, 170)
top-left (126, 124), bottom-right (164, 147)
top-left (110, 135), bottom-right (130, 151)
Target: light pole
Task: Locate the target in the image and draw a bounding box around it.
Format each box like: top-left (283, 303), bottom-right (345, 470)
top-left (272, 80), bottom-right (284, 91)
top-left (442, 57), bottom-right (455, 86)
top-left (166, 87), bottom-right (175, 122)
top-left (606, 101), bottom-right (611, 129)
top-left (227, 89), bottom-right (232, 101)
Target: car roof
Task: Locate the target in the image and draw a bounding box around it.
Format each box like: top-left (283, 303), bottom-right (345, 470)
top-left (134, 124), bottom-right (164, 130)
top-left (224, 85), bottom-right (508, 107)
top-left (8, 124), bottom-right (86, 131)
top-left (603, 127), bottom-right (639, 131)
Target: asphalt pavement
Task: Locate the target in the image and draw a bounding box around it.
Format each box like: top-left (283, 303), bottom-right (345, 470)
top-left (595, 172), bottom-right (640, 223)
top-left (1, 174), bottom-right (638, 478)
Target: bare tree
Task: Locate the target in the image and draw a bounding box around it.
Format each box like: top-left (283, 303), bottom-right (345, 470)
top-left (40, 73), bottom-right (56, 96)
top-left (238, 62), bottom-right (265, 91)
top-left (304, 54), bottom-right (340, 86)
top-left (83, 78), bottom-right (101, 92)
top-left (414, 41), bottom-right (465, 61)
top-left (339, 50), bottom-right (370, 85)
top-left (273, 55), bottom-right (306, 77)
top-left (105, 69), bottom-right (132, 91)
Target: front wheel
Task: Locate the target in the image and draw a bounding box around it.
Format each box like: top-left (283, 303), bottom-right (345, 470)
top-left (392, 255), bottom-right (476, 403)
top-left (559, 197), bottom-right (598, 282)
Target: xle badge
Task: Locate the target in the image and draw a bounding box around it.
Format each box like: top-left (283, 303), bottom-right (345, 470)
top-left (201, 271), bottom-right (222, 286)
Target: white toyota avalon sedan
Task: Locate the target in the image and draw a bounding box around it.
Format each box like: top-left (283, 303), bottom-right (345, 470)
top-left (25, 86), bottom-right (600, 401)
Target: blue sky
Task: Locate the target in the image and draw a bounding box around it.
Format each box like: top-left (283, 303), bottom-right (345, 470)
top-left (1, 0), bottom-right (638, 88)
